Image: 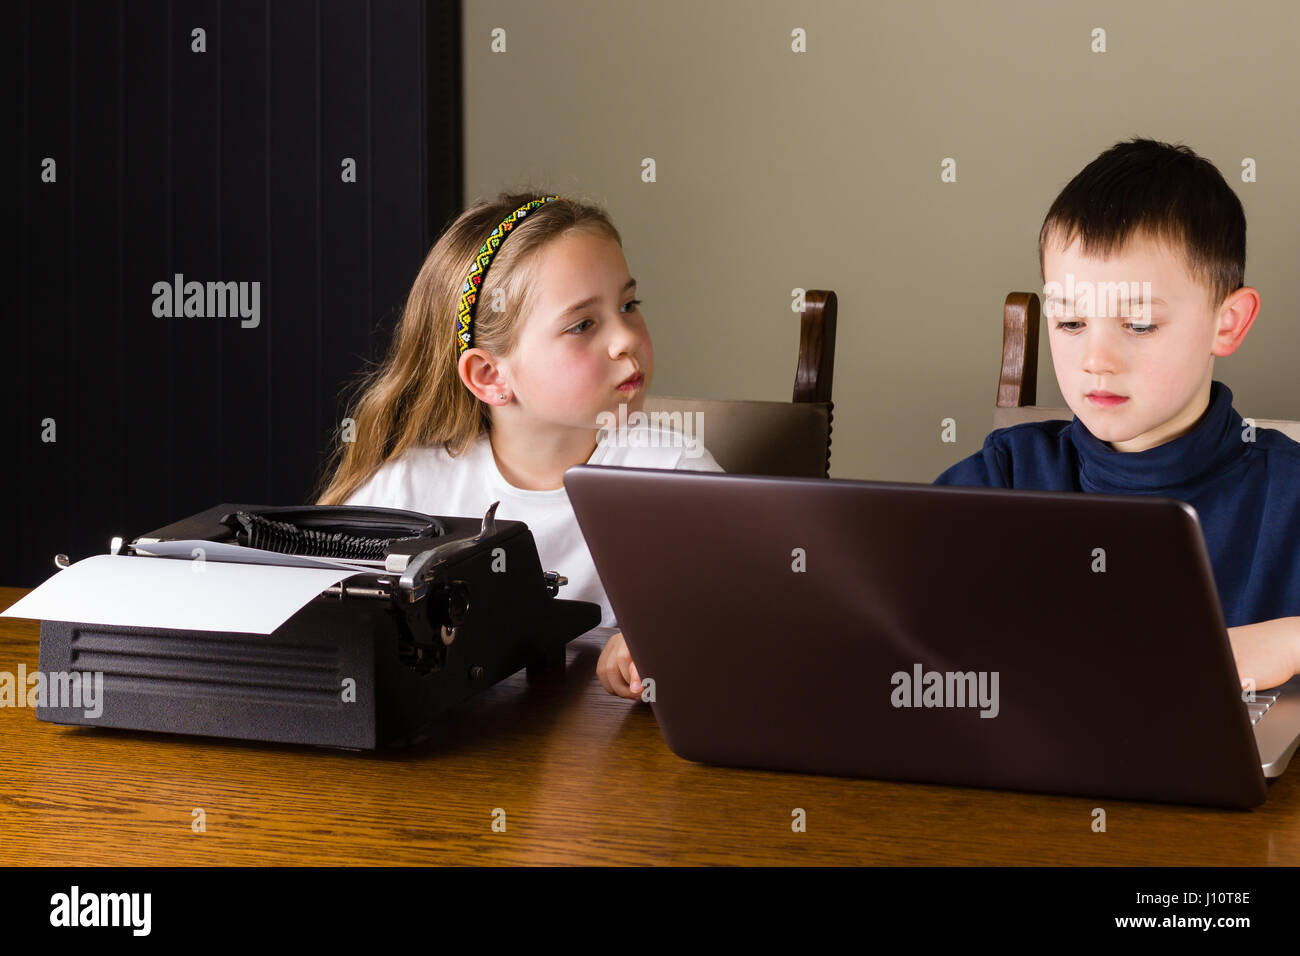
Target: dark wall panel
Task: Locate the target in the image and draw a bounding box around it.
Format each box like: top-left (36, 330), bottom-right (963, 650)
top-left (371, 0), bottom-right (428, 358)
top-left (218, 0), bottom-right (270, 508)
top-left (319, 0), bottom-right (372, 506)
top-left (8, 0), bottom-right (463, 588)
top-left (71, 1), bottom-right (124, 577)
top-left (119, 0), bottom-right (174, 554)
top-left (265, 0), bottom-right (321, 508)
top-left (23, 3), bottom-right (76, 589)
top-left (171, 0), bottom-right (223, 526)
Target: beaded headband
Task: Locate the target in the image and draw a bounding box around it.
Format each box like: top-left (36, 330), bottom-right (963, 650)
top-left (457, 196), bottom-right (561, 355)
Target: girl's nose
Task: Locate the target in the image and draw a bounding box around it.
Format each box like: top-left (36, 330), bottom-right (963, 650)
top-left (607, 314), bottom-right (642, 358)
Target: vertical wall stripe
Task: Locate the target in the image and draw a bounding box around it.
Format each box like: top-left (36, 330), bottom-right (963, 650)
top-left (264, 0), bottom-right (272, 503)
top-left (419, 0), bottom-right (427, 244)
top-left (18, 0), bottom-right (30, 569)
top-left (68, 1), bottom-right (76, 540)
top-left (316, 0), bottom-right (323, 465)
top-left (164, 0), bottom-right (173, 521)
top-left (215, 0), bottom-right (223, 458)
top-left (366, 0), bottom-right (373, 357)
top-left (116, 2), bottom-right (124, 523)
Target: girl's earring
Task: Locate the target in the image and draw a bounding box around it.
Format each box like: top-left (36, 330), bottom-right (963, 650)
top-left (498, 393), bottom-right (507, 401)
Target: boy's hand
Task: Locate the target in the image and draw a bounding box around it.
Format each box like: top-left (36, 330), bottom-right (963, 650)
top-left (597, 631), bottom-right (644, 700)
top-left (1227, 617), bottom-right (1300, 693)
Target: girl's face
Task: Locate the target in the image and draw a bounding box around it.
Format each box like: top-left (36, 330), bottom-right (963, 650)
top-left (500, 230), bottom-right (654, 432)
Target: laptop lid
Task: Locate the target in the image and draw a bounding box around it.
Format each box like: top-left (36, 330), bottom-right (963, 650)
top-left (565, 466), bottom-right (1268, 809)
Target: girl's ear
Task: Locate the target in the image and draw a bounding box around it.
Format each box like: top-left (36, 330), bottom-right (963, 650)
top-left (458, 349), bottom-right (510, 404)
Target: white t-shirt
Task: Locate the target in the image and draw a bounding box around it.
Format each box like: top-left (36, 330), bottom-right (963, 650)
top-left (343, 424), bottom-right (723, 641)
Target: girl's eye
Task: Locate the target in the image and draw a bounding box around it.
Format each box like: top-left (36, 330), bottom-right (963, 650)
top-left (1055, 321), bottom-right (1083, 332)
top-left (568, 301), bottom-right (641, 334)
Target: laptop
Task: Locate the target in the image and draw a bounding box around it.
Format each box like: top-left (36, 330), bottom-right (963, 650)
top-left (564, 466), bottom-right (1300, 809)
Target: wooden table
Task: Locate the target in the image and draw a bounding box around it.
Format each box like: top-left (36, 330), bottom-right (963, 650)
top-left (3, 586), bottom-right (1299, 866)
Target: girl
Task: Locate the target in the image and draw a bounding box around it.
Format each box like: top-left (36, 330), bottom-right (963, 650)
top-left (314, 192), bottom-right (721, 700)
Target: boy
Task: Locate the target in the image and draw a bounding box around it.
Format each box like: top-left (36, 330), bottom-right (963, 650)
top-left (936, 138), bottom-right (1300, 692)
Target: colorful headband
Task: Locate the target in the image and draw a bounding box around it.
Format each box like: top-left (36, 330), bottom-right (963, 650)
top-left (457, 196), bottom-right (560, 355)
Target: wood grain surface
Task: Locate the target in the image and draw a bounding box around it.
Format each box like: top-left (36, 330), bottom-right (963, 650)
top-left (3, 586), bottom-right (1298, 866)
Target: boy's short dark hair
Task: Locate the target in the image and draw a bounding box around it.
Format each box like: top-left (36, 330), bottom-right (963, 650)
top-left (1038, 138), bottom-right (1246, 309)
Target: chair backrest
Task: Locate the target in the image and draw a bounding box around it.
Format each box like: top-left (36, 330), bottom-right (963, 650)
top-left (642, 291), bottom-right (837, 477)
top-left (994, 292), bottom-right (1300, 441)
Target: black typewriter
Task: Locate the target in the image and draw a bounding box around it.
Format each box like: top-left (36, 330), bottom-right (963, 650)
top-left (35, 503), bottom-right (601, 749)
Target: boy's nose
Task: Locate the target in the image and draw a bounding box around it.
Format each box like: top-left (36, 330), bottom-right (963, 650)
top-left (1081, 329), bottom-right (1121, 376)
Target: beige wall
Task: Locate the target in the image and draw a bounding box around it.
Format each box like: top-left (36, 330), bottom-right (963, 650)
top-left (463, 0), bottom-right (1299, 481)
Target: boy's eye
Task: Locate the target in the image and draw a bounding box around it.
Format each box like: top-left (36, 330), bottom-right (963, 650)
top-left (1055, 320), bottom-right (1157, 335)
top-left (622, 298), bottom-right (642, 313)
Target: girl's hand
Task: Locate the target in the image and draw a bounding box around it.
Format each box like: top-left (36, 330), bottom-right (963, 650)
top-left (1227, 617), bottom-right (1300, 694)
top-left (597, 631), bottom-right (644, 700)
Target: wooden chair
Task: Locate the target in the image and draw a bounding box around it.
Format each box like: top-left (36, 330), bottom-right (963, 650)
top-left (995, 291), bottom-right (1300, 440)
top-left (642, 290), bottom-right (836, 477)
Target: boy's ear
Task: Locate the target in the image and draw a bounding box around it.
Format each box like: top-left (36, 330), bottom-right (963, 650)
top-left (1211, 286), bottom-right (1261, 357)
top-left (458, 349), bottom-right (509, 403)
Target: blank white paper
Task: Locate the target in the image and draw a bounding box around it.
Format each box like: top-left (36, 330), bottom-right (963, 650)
top-left (132, 538), bottom-right (378, 572)
top-left (1, 554), bottom-right (364, 635)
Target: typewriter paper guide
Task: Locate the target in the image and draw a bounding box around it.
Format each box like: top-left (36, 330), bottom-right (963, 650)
top-left (1, 554), bottom-right (364, 635)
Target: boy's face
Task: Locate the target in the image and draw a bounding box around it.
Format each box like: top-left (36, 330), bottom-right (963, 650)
top-left (502, 229), bottom-right (654, 432)
top-left (1042, 231), bottom-right (1224, 452)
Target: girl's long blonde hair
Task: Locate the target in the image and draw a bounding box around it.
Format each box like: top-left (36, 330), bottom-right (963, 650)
top-left (313, 191), bottom-right (621, 506)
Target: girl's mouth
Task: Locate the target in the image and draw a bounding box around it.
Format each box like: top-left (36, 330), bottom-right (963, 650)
top-left (618, 373), bottom-right (644, 392)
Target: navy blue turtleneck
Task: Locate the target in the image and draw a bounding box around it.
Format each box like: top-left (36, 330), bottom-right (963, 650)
top-left (934, 381), bottom-right (1300, 627)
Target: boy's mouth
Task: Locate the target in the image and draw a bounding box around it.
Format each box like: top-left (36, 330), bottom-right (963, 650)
top-left (617, 373), bottom-right (644, 392)
top-left (1086, 390), bottom-right (1128, 408)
